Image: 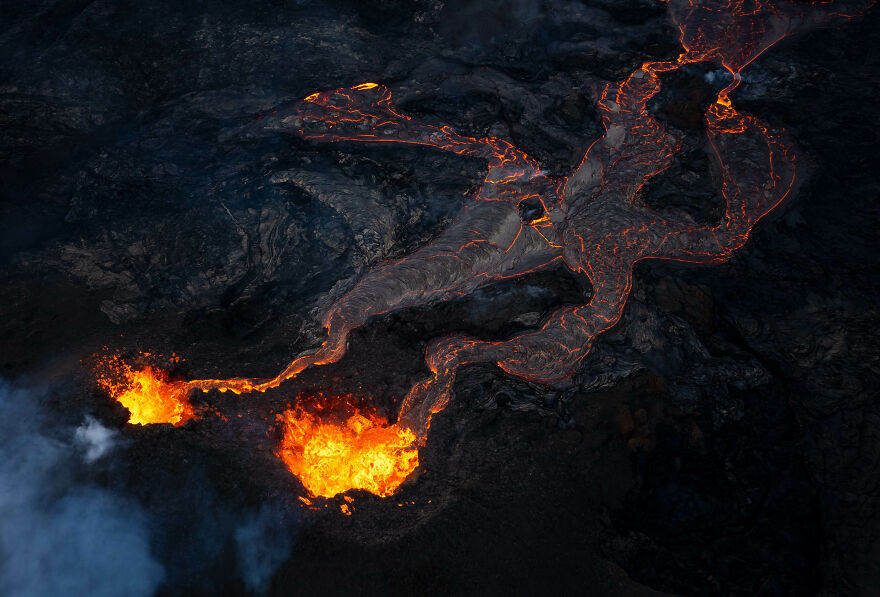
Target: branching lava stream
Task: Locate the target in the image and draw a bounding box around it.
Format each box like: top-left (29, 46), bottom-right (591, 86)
top-left (95, 0), bottom-right (872, 500)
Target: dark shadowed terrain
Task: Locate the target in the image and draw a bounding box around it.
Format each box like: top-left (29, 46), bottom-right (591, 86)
top-left (1, 1), bottom-right (879, 595)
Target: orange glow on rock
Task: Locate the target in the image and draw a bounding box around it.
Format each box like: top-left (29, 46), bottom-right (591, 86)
top-left (97, 356), bottom-right (195, 426)
top-left (276, 402), bottom-right (419, 498)
top-left (92, 0), bottom-right (873, 499)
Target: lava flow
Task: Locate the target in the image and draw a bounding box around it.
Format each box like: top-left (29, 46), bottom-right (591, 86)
top-left (94, 0), bottom-right (872, 499)
top-left (97, 355), bottom-right (195, 426)
top-left (276, 400), bottom-right (419, 498)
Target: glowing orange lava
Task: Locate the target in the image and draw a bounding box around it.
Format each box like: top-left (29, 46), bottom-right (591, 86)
top-left (92, 0), bottom-right (872, 501)
top-left (97, 356), bottom-right (195, 426)
top-left (276, 402), bottom-right (419, 498)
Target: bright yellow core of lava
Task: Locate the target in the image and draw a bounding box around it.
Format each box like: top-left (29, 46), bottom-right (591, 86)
top-left (277, 406), bottom-right (419, 498)
top-left (98, 362), bottom-right (194, 426)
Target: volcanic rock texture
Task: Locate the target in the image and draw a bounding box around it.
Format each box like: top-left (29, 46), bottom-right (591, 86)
top-left (1, 0), bottom-right (879, 595)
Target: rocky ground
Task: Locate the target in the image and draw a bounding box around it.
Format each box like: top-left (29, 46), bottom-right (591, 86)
top-left (1, 1), bottom-right (879, 595)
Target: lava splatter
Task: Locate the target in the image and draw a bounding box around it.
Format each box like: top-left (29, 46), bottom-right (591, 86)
top-left (97, 354), bottom-right (194, 427)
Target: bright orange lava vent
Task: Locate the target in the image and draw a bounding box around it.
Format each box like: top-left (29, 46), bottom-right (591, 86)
top-left (276, 400), bottom-right (419, 498)
top-left (97, 355), bottom-right (195, 426)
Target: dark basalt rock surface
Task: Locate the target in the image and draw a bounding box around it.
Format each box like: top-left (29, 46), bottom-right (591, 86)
top-left (1, 1), bottom-right (879, 595)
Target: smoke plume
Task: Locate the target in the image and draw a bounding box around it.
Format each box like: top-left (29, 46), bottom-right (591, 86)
top-left (0, 380), bottom-right (165, 597)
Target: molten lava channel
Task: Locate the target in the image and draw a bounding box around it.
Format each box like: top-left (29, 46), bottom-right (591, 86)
top-left (93, 0), bottom-right (873, 501)
top-left (97, 356), bottom-right (419, 499)
top-left (276, 403), bottom-right (419, 498)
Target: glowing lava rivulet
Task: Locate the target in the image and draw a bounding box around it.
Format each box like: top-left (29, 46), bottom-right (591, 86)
top-left (96, 0), bottom-right (872, 500)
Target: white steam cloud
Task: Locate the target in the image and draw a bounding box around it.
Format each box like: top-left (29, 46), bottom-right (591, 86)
top-left (0, 381), bottom-right (164, 597)
top-left (74, 415), bottom-right (118, 463)
top-left (235, 503), bottom-right (295, 594)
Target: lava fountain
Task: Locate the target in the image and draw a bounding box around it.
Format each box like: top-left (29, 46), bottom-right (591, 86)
top-left (96, 354), bottom-right (419, 497)
top-left (276, 399), bottom-right (419, 498)
top-left (97, 355), bottom-right (195, 426)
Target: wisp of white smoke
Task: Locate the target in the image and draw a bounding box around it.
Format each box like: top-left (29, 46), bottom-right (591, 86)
top-left (0, 380), bottom-right (164, 597)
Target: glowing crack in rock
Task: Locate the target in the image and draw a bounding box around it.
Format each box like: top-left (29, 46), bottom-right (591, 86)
top-left (97, 0), bottom-right (872, 498)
